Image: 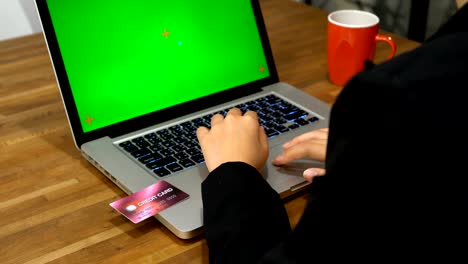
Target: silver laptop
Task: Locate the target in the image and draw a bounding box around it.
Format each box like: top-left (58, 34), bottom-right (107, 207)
top-left (35, 0), bottom-right (330, 239)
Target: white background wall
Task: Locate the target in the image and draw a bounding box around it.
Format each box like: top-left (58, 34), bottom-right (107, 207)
top-left (0, 0), bottom-right (42, 41)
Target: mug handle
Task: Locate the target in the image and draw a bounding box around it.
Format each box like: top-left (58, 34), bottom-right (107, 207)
top-left (375, 34), bottom-right (396, 60)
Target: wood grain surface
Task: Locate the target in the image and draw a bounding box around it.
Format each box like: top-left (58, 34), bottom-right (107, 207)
top-left (0, 0), bottom-right (419, 263)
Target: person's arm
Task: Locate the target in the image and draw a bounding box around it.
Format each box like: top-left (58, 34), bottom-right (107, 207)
top-left (202, 162), bottom-right (291, 263)
top-left (197, 108), bottom-right (291, 263)
top-left (197, 107), bottom-right (334, 263)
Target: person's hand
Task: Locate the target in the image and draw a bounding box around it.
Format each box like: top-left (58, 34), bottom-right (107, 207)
top-left (272, 128), bottom-right (328, 182)
top-left (196, 108), bottom-right (269, 172)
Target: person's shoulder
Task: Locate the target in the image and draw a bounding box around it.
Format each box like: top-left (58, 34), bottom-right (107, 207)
top-left (333, 30), bottom-right (468, 118)
top-left (376, 33), bottom-right (466, 81)
top-left (425, 3), bottom-right (468, 42)
top-left (352, 4), bottom-right (468, 88)
top-left (345, 30), bottom-right (468, 97)
top-left (333, 7), bottom-right (468, 117)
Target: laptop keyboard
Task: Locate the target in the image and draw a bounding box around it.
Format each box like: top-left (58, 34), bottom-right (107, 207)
top-left (118, 94), bottom-right (320, 177)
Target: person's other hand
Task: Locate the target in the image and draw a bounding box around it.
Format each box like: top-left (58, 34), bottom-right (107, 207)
top-left (272, 128), bottom-right (328, 182)
top-left (196, 108), bottom-right (269, 172)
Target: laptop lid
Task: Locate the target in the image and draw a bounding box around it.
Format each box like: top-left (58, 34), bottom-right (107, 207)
top-left (35, 0), bottom-right (279, 148)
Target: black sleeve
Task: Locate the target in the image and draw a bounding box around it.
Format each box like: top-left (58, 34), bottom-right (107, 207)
top-left (202, 162), bottom-right (291, 264)
top-left (202, 41), bottom-right (468, 264)
top-left (202, 9), bottom-right (468, 262)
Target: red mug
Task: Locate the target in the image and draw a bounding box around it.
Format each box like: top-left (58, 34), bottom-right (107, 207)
top-left (327, 10), bottom-right (396, 86)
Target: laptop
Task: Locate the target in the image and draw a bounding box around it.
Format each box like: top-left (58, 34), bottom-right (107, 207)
top-left (35, 0), bottom-right (331, 239)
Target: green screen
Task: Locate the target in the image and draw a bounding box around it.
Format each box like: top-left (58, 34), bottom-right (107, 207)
top-left (47, 0), bottom-right (270, 132)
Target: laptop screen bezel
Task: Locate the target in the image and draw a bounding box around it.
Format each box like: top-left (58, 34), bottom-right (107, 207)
top-left (35, 0), bottom-right (279, 148)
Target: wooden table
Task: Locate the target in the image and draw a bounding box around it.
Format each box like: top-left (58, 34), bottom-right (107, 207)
top-left (0, 1), bottom-right (419, 263)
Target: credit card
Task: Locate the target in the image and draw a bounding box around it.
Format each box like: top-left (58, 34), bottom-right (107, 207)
top-left (109, 180), bottom-right (189, 224)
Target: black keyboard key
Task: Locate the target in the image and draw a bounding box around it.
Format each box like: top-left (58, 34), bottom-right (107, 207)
top-left (308, 116), bottom-right (319, 123)
top-left (265, 121), bottom-right (277, 129)
top-left (185, 133), bottom-right (197, 140)
top-left (192, 118), bottom-right (204, 126)
top-left (180, 121), bottom-right (193, 128)
top-left (203, 114), bottom-right (213, 121)
top-left (278, 106), bottom-right (298, 115)
top-left (144, 132), bottom-right (157, 139)
top-left (166, 163), bottom-right (184, 172)
top-left (148, 144), bottom-right (164, 153)
top-left (296, 118), bottom-right (309, 126)
top-left (132, 137), bottom-right (150, 148)
top-left (191, 154), bottom-right (205, 163)
top-left (135, 141), bottom-right (150, 148)
top-left (288, 123), bottom-right (300, 130)
top-left (186, 147), bottom-right (201, 156)
top-left (159, 133), bottom-right (174, 141)
top-left (119, 141), bottom-right (133, 147)
top-left (156, 130), bottom-right (170, 136)
top-left (183, 141), bottom-right (197, 149)
top-left (159, 148), bottom-right (175, 156)
top-left (146, 156), bottom-right (177, 169)
top-left (201, 121), bottom-right (211, 128)
top-left (270, 111), bottom-right (283, 118)
top-left (276, 117), bottom-right (288, 124)
top-left (138, 153), bottom-right (163, 164)
top-left (174, 152), bottom-right (189, 160)
top-left (171, 130), bottom-right (185, 137)
top-left (153, 167), bottom-right (171, 177)
top-left (173, 137), bottom-right (187, 144)
top-left (122, 144), bottom-right (138, 153)
top-left (284, 111), bottom-right (307, 121)
top-left (131, 149), bottom-right (151, 158)
top-left (275, 125), bottom-right (289, 133)
top-left (248, 105), bottom-right (260, 111)
top-left (179, 158), bottom-right (196, 168)
top-left (172, 145), bottom-right (186, 152)
top-left (169, 125), bottom-right (183, 133)
top-left (161, 140), bottom-right (175, 148)
top-left (146, 136), bottom-right (163, 145)
top-left (182, 124), bottom-right (197, 132)
top-left (265, 129), bottom-right (279, 138)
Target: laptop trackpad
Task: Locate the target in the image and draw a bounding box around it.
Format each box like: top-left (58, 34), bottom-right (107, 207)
top-left (262, 144), bottom-right (324, 192)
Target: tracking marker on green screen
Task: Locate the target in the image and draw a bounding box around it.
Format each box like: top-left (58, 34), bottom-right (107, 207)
top-left (259, 64), bottom-right (265, 73)
top-left (84, 114), bottom-right (94, 127)
top-left (162, 28), bottom-right (170, 39)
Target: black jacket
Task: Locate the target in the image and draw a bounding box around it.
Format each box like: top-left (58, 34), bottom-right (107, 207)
top-left (202, 5), bottom-right (468, 263)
